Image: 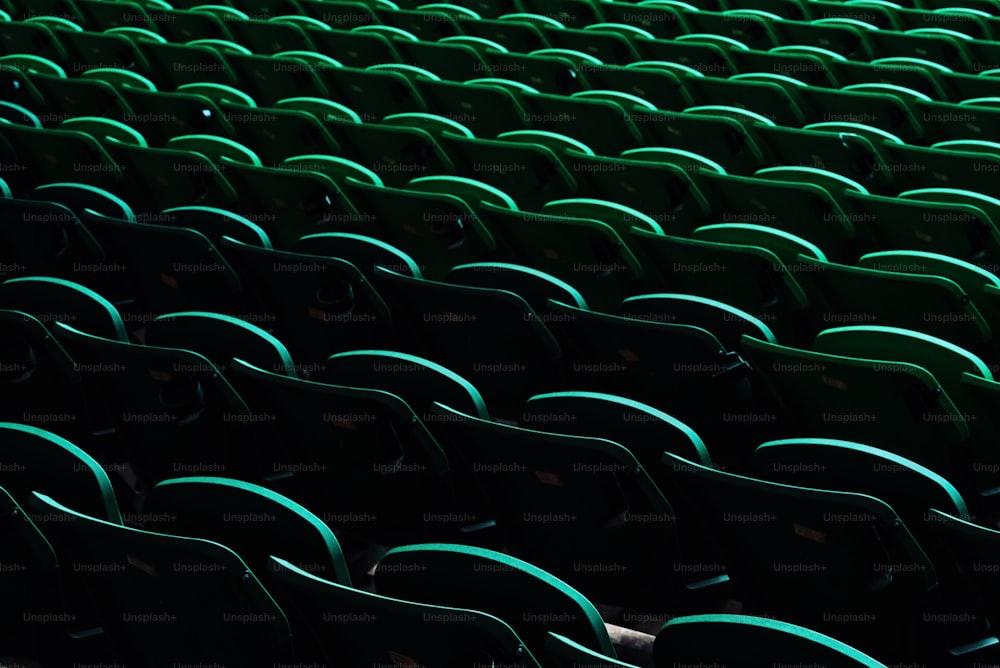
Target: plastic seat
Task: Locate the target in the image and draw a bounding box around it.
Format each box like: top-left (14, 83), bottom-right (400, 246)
top-left (102, 141), bottom-right (236, 213)
top-left (690, 223), bottom-right (827, 266)
top-left (425, 402), bottom-right (683, 610)
top-left (219, 238), bottom-right (393, 363)
top-left (739, 335), bottom-right (970, 474)
top-left (321, 118), bottom-right (455, 188)
top-left (0, 124), bottom-right (121, 195)
top-left (225, 357), bottom-right (455, 542)
top-left (437, 133), bottom-right (578, 212)
top-left (116, 87), bottom-right (236, 146)
top-left (78, 210), bottom-right (245, 316)
top-left (145, 311), bottom-right (296, 376)
top-left (474, 202), bottom-right (645, 312)
top-left (371, 267), bottom-right (562, 418)
top-left (844, 190), bottom-right (1000, 266)
top-left (339, 178), bottom-right (496, 279)
top-left (413, 78), bottom-right (531, 137)
top-left (294, 232), bottom-right (422, 277)
top-left (267, 556), bottom-right (542, 667)
top-left (620, 293), bottom-right (778, 348)
top-left (696, 171), bottom-right (859, 263)
top-left (653, 614), bottom-right (890, 668)
top-left (52, 322), bottom-right (255, 486)
top-left (30, 491), bottom-right (292, 668)
top-left (446, 262), bottom-right (587, 313)
top-left (0, 276), bottom-right (127, 341)
top-left (314, 66), bottom-right (428, 120)
top-left (789, 254), bottom-right (992, 354)
top-left (629, 230), bottom-right (809, 343)
top-left (375, 543), bottom-right (618, 663)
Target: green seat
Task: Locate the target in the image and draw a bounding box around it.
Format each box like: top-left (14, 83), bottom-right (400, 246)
top-left (59, 116), bottom-right (147, 146)
top-left (0, 276), bottom-right (127, 341)
top-left (213, 159), bottom-right (358, 250)
top-left (447, 262), bottom-right (587, 313)
top-left (0, 485), bottom-right (65, 665)
top-left (0, 20), bottom-right (67, 64)
top-left (883, 142), bottom-right (1000, 194)
top-left (426, 402), bottom-right (681, 610)
top-left (752, 124), bottom-right (895, 196)
top-left (789, 254), bottom-right (992, 353)
top-left (691, 223), bottom-right (828, 266)
top-left (268, 556), bottom-right (541, 667)
top-left (633, 39), bottom-right (739, 76)
top-left (413, 77), bottom-right (531, 137)
top-left (103, 141), bottom-right (237, 213)
top-left (544, 299), bottom-right (752, 451)
top-left (844, 190), bottom-right (1000, 266)
top-left (31, 182), bottom-right (134, 222)
top-left (220, 102), bottom-right (341, 166)
top-left (301, 26), bottom-right (401, 68)
top-left (682, 75), bottom-right (807, 128)
top-left (599, 2), bottom-right (686, 39)
top-left (653, 614), bottom-right (890, 668)
top-left (520, 91), bottom-right (644, 154)
top-left (376, 543), bottom-right (618, 662)
top-left (751, 437), bottom-right (971, 531)
top-left (483, 51), bottom-right (588, 95)
top-left (739, 335), bottom-right (970, 474)
top-left (316, 349), bottom-right (490, 419)
top-left (30, 492), bottom-right (292, 668)
top-left (225, 358), bottom-right (454, 542)
top-left (523, 390), bottom-right (712, 470)
top-left (383, 111), bottom-right (475, 140)
top-left (696, 171), bottom-right (859, 263)
top-left (0, 310), bottom-right (93, 442)
top-left (0, 124), bottom-right (121, 194)
top-left (581, 65), bottom-right (692, 112)
top-left (474, 202), bottom-right (645, 312)
top-left (629, 109), bottom-right (767, 177)
top-left (224, 52), bottom-right (330, 106)
top-left (408, 174), bottom-right (515, 208)
top-left (145, 311), bottom-right (296, 377)
top-left (437, 133), bottom-right (579, 212)
top-left (0, 198), bottom-right (105, 287)
top-left (294, 232), bottom-right (422, 277)
top-left (545, 632), bottom-right (640, 668)
top-left (314, 66), bottom-right (428, 120)
top-left (144, 476), bottom-right (351, 584)
top-left (865, 28), bottom-right (974, 73)
top-left (543, 198), bottom-right (662, 236)
top-left (926, 509), bottom-right (1000, 634)
top-left (542, 25), bottom-right (641, 65)
top-left (146, 8), bottom-right (236, 44)
top-left (55, 29), bottom-right (151, 76)
top-left (620, 292), bottom-right (778, 348)
top-left (371, 267), bottom-right (561, 418)
top-left (339, 178), bottom-right (496, 279)
top-left (0, 100), bottom-right (40, 127)
top-left (225, 17), bottom-right (317, 54)
top-left (53, 320), bottom-right (257, 483)
top-left (900, 188), bottom-right (1000, 235)
top-left (461, 16), bottom-right (551, 53)
top-left (78, 209), bottom-right (245, 316)
top-left (0, 421), bottom-right (120, 522)
top-left (218, 238), bottom-right (392, 364)
top-left (321, 118), bottom-right (455, 188)
top-left (26, 71), bottom-right (135, 124)
top-left (793, 84), bottom-right (927, 145)
top-left (117, 87), bottom-right (236, 146)
top-left (168, 134), bottom-right (261, 166)
top-left (662, 453), bottom-right (937, 661)
top-left (161, 205), bottom-right (273, 247)
top-left (858, 250), bottom-right (1000, 337)
top-left (629, 229), bottom-right (808, 343)
top-left (556, 152), bottom-right (713, 236)
top-left (391, 39), bottom-right (490, 82)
